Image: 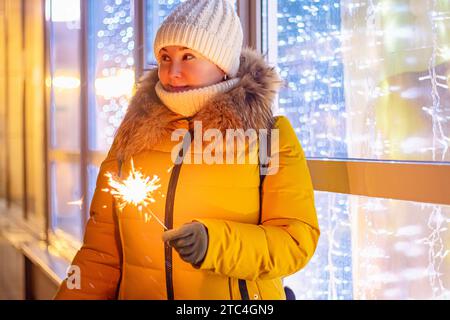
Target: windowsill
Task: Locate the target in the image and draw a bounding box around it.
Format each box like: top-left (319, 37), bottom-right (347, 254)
top-left (23, 243), bottom-right (69, 285)
top-left (0, 201), bottom-right (69, 286)
top-left (1, 229), bottom-right (69, 286)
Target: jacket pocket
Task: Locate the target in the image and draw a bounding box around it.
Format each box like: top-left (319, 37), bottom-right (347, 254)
top-left (255, 278), bottom-right (286, 300)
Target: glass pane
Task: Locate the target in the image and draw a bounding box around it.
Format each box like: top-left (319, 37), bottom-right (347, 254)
top-left (87, 164), bottom-right (100, 218)
top-left (144, 0), bottom-right (186, 66)
top-left (144, 0), bottom-right (237, 66)
top-left (264, 0), bottom-right (450, 162)
top-left (88, 0), bottom-right (136, 151)
top-left (48, 0), bottom-right (81, 152)
top-left (50, 161), bottom-right (82, 240)
top-left (284, 191), bottom-right (450, 300)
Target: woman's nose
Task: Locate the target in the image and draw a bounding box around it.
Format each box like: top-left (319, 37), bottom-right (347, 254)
top-left (168, 62), bottom-right (182, 78)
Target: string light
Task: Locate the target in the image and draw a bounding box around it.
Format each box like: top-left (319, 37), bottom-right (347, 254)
top-left (276, 0), bottom-right (449, 300)
top-left (94, 0), bottom-right (135, 150)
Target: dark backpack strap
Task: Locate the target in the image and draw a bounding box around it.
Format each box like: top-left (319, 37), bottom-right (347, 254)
top-left (258, 121), bottom-right (273, 225)
top-left (259, 130), bottom-right (272, 186)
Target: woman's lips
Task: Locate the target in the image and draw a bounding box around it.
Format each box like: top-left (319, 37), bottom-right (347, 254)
top-left (167, 85), bottom-right (191, 93)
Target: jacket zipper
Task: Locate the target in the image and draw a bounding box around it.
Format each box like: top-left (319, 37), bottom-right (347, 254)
top-left (238, 279), bottom-right (250, 300)
top-left (164, 129), bottom-right (193, 300)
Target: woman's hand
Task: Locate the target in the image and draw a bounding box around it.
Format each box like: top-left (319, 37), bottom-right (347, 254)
top-left (162, 222), bottom-right (208, 267)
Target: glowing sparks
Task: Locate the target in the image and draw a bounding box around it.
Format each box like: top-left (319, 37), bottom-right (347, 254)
top-left (104, 159), bottom-right (167, 230)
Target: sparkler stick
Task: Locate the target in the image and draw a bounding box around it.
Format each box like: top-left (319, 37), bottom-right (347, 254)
top-left (143, 207), bottom-right (168, 231)
top-left (103, 158), bottom-right (167, 230)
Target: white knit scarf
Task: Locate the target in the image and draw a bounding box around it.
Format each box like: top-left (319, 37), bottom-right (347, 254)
top-left (155, 78), bottom-right (240, 117)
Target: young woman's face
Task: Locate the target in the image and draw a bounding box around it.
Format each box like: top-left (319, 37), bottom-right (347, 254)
top-left (157, 46), bottom-right (226, 92)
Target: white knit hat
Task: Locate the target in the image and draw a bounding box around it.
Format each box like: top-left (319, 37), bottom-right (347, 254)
top-left (154, 0), bottom-right (243, 77)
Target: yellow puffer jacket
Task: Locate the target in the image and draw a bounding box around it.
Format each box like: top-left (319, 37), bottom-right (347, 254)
top-left (54, 49), bottom-right (320, 300)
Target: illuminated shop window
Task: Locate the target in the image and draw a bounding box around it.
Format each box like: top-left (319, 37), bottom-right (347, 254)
top-left (264, 0), bottom-right (450, 300)
top-left (88, 0), bottom-right (136, 151)
top-left (264, 0), bottom-right (450, 161)
top-left (284, 191), bottom-right (450, 300)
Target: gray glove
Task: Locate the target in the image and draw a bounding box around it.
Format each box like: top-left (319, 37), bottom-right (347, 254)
top-left (162, 222), bottom-right (209, 267)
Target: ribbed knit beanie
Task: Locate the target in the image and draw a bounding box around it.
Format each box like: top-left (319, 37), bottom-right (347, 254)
top-left (154, 0), bottom-right (243, 78)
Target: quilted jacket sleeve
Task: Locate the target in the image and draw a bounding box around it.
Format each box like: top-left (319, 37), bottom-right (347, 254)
top-left (197, 116), bottom-right (320, 281)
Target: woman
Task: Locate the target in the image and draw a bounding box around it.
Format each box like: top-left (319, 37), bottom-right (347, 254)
top-left (55, 0), bottom-right (319, 300)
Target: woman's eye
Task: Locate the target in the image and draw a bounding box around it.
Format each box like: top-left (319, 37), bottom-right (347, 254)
top-left (184, 54), bottom-right (195, 61)
top-left (160, 55), bottom-right (170, 62)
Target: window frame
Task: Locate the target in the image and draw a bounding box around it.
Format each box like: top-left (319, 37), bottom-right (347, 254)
top-left (43, 0), bottom-right (141, 257)
top-left (44, 0), bottom-right (85, 252)
top-left (1, 0), bottom-right (47, 242)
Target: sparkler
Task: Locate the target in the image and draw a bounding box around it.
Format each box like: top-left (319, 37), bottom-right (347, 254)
top-left (103, 158), bottom-right (167, 230)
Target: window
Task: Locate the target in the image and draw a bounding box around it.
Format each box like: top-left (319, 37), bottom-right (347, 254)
top-left (46, 0), bottom-right (83, 240)
top-left (263, 0), bottom-right (346, 159)
top-left (86, 0), bottom-right (136, 212)
top-left (46, 0), bottom-right (136, 241)
top-left (284, 191), bottom-right (450, 300)
top-left (144, 0), bottom-right (186, 67)
top-left (264, 0), bottom-right (450, 161)
top-left (88, 0), bottom-right (135, 152)
top-left (263, 0), bottom-right (450, 299)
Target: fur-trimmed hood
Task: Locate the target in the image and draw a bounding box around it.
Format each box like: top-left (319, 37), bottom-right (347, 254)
top-left (112, 48), bottom-right (282, 160)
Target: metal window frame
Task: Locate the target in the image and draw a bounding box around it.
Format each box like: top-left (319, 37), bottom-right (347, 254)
top-left (44, 0), bottom-right (86, 247)
top-left (20, 0), bottom-right (29, 220)
top-left (134, 0), bottom-right (145, 82)
top-left (43, 0), bottom-right (51, 243)
top-left (308, 159), bottom-right (450, 206)
top-left (0, 2), bottom-right (5, 201)
top-left (237, 0), bottom-right (262, 52)
top-left (3, 0), bottom-right (11, 207)
top-left (80, 0), bottom-right (88, 229)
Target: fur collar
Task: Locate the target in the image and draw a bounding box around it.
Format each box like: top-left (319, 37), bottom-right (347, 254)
top-left (112, 48), bottom-right (282, 161)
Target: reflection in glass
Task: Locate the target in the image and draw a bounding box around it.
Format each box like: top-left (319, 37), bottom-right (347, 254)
top-left (144, 0), bottom-right (185, 66)
top-left (48, 0), bottom-right (81, 152)
top-left (265, 0), bottom-right (450, 161)
top-left (285, 191), bottom-right (352, 300)
top-left (87, 164), bottom-right (100, 218)
top-left (50, 161), bottom-right (82, 240)
top-left (89, 0), bottom-right (135, 151)
top-left (284, 191), bottom-right (450, 300)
